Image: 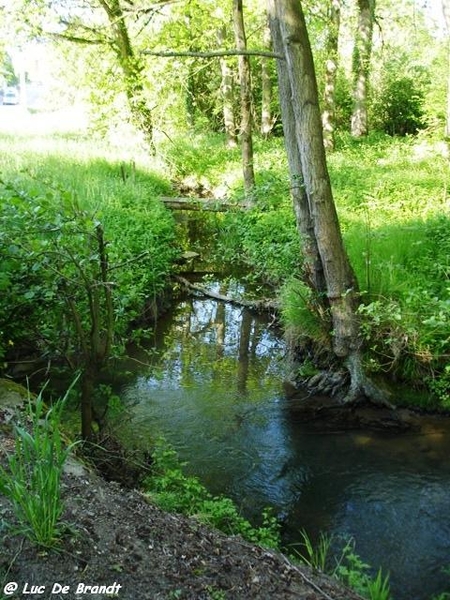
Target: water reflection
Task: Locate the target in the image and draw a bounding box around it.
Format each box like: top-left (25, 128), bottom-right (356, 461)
top-left (122, 292), bottom-right (450, 600)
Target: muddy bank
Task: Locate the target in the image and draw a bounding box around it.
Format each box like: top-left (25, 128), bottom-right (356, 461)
top-left (283, 383), bottom-right (450, 433)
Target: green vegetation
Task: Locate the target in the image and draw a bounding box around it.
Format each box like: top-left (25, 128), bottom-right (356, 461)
top-left (0, 133), bottom-right (176, 435)
top-left (2, 127), bottom-right (448, 412)
top-left (144, 439), bottom-right (281, 549)
top-left (295, 530), bottom-right (392, 600)
top-left (162, 130), bottom-right (450, 407)
top-left (0, 388), bottom-right (74, 548)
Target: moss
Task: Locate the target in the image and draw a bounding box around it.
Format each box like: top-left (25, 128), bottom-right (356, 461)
top-left (0, 378), bottom-right (32, 409)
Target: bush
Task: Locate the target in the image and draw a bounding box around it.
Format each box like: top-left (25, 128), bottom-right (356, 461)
top-left (372, 74), bottom-right (426, 136)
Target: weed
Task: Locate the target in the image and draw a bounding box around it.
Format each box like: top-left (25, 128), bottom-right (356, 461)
top-left (294, 531), bottom-right (392, 600)
top-left (205, 585), bottom-right (226, 600)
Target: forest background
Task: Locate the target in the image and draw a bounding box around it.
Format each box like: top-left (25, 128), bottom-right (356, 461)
top-left (0, 0), bottom-right (450, 434)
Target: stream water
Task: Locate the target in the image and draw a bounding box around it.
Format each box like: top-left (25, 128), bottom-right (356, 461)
top-left (120, 283), bottom-right (450, 600)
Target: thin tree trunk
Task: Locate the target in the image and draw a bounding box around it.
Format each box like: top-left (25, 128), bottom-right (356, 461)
top-left (350, 0), bottom-right (375, 137)
top-left (261, 19), bottom-right (274, 138)
top-left (233, 0), bottom-right (255, 197)
top-left (217, 26), bottom-right (238, 147)
top-left (186, 64), bottom-right (196, 128)
top-left (322, 0), bottom-right (341, 150)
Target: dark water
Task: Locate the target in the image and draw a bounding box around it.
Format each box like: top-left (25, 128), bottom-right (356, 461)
top-left (121, 288), bottom-right (450, 600)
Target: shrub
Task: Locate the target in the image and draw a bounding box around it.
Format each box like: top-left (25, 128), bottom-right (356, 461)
top-left (372, 73), bottom-right (426, 136)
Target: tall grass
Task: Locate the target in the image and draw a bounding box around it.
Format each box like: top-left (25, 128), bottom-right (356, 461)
top-left (0, 387), bottom-right (76, 547)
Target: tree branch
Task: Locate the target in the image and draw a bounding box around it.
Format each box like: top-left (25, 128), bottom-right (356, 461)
top-left (52, 32), bottom-right (107, 45)
top-left (141, 48), bottom-right (284, 60)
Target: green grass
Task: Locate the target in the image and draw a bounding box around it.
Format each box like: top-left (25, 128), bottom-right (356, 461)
top-left (0, 387), bottom-right (76, 548)
top-left (294, 530), bottom-right (392, 600)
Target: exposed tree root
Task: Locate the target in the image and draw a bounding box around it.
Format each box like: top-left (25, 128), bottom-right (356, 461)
top-left (291, 346), bottom-right (396, 410)
top-left (343, 351), bottom-right (396, 409)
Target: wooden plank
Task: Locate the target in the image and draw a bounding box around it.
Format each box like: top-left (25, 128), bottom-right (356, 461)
top-left (160, 197), bottom-right (251, 212)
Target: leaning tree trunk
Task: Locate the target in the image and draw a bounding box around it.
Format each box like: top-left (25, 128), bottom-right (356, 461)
top-left (322, 0), bottom-right (341, 151)
top-left (350, 0), bottom-right (375, 138)
top-left (267, 1), bottom-right (326, 296)
top-left (233, 0), bottom-right (255, 197)
top-left (267, 0), bottom-right (391, 406)
top-left (99, 0), bottom-right (154, 151)
top-left (217, 26), bottom-right (238, 147)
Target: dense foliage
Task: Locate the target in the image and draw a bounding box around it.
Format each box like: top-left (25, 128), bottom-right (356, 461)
top-left (0, 134), bottom-right (176, 430)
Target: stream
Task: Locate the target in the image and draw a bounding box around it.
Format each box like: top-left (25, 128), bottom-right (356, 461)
top-left (120, 282), bottom-right (450, 600)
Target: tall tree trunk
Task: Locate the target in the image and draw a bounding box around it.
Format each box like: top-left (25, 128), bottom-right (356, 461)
top-left (350, 0), bottom-right (375, 137)
top-left (322, 0), bottom-right (341, 151)
top-left (217, 26), bottom-right (238, 147)
top-left (267, 1), bottom-right (326, 295)
top-left (443, 0), bottom-right (450, 138)
top-left (268, 0), bottom-right (391, 406)
top-left (261, 19), bottom-right (274, 138)
top-left (233, 0), bottom-right (255, 197)
top-left (99, 0), bottom-right (154, 151)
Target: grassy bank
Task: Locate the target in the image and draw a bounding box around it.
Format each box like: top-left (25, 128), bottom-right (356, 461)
top-left (162, 131), bottom-right (450, 408)
top-left (0, 130), bottom-right (177, 418)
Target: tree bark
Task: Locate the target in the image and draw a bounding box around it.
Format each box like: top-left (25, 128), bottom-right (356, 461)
top-left (350, 0), bottom-right (375, 137)
top-left (322, 0), bottom-right (341, 151)
top-left (217, 26), bottom-right (238, 147)
top-left (267, 1), bottom-right (326, 296)
top-left (233, 0), bottom-right (255, 197)
top-left (268, 0), bottom-right (391, 406)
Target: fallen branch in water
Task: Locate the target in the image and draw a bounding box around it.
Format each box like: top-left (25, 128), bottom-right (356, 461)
top-left (174, 275), bottom-right (279, 313)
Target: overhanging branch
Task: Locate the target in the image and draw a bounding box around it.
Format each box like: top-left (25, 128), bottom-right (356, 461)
top-left (141, 48), bottom-right (284, 60)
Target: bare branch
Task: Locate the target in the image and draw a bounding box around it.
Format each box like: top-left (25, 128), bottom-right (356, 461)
top-left (141, 48), bottom-right (284, 60)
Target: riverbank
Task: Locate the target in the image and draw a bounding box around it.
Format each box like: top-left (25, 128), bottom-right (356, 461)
top-left (0, 395), bottom-right (361, 600)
